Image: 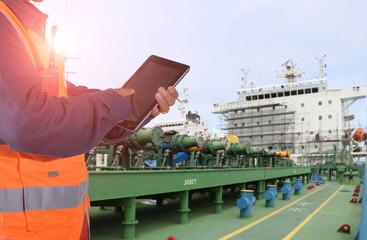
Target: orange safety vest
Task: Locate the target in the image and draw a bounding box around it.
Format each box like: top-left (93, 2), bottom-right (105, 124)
top-left (0, 2), bottom-right (90, 240)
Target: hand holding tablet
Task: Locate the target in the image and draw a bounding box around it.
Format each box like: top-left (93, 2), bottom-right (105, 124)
top-left (152, 86), bottom-right (179, 116)
top-left (115, 55), bottom-right (190, 132)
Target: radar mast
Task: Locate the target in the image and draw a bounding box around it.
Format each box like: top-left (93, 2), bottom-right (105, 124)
top-left (276, 59), bottom-right (305, 83)
top-left (241, 68), bottom-right (250, 89)
top-left (178, 88), bottom-right (189, 118)
top-left (315, 54), bottom-right (327, 79)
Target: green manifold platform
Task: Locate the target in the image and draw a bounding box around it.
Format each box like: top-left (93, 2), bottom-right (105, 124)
top-left (88, 167), bottom-right (311, 239)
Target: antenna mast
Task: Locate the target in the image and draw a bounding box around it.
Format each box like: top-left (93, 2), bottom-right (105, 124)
top-left (178, 88), bottom-right (189, 118)
top-left (315, 54), bottom-right (327, 79)
top-left (241, 68), bottom-right (250, 89)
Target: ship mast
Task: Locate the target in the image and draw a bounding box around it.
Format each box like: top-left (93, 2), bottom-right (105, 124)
top-left (241, 68), bottom-right (250, 89)
top-left (315, 54), bottom-right (327, 79)
top-left (276, 59), bottom-right (305, 83)
top-left (178, 88), bottom-right (189, 118)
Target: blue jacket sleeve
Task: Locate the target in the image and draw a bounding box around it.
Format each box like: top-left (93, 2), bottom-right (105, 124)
top-left (67, 81), bottom-right (99, 95)
top-left (0, 13), bottom-right (131, 158)
top-left (66, 81), bottom-right (138, 143)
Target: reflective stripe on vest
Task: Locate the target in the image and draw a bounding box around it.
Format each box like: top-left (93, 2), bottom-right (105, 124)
top-left (0, 180), bottom-right (89, 213)
top-left (0, 4), bottom-right (90, 238)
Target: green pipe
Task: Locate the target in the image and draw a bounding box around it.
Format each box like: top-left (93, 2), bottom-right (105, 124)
top-left (257, 180), bottom-right (265, 200)
top-left (156, 149), bottom-right (162, 167)
top-left (178, 191), bottom-right (190, 223)
top-left (327, 167), bottom-right (332, 181)
top-left (213, 187), bottom-right (223, 213)
top-left (228, 143), bottom-right (251, 155)
top-left (249, 149), bottom-right (266, 157)
top-left (202, 139), bottom-right (225, 154)
top-left (122, 197), bottom-right (138, 240)
top-left (241, 182), bottom-right (246, 191)
top-left (171, 135), bottom-right (197, 152)
top-left (124, 127), bottom-right (164, 148)
top-left (215, 154), bottom-right (220, 167)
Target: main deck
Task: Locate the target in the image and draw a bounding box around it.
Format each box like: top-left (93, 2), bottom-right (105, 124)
top-left (88, 167), bottom-right (310, 201)
top-left (90, 181), bottom-right (361, 240)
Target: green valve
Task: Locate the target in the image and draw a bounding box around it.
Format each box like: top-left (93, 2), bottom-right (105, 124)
top-left (124, 127), bottom-right (164, 148)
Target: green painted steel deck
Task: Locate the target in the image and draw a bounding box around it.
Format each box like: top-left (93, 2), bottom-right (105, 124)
top-left (89, 181), bottom-right (361, 240)
top-left (88, 167), bottom-right (310, 201)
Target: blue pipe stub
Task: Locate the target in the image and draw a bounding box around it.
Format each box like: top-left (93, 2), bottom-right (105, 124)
top-left (237, 190), bottom-right (254, 218)
top-left (317, 174), bottom-right (324, 183)
top-left (236, 198), bottom-right (249, 209)
top-left (311, 174), bottom-right (318, 182)
top-left (264, 185), bottom-right (277, 207)
top-left (294, 179), bottom-right (303, 195)
top-left (252, 196), bottom-right (257, 206)
top-left (281, 181), bottom-right (292, 200)
top-left (264, 191), bottom-right (274, 200)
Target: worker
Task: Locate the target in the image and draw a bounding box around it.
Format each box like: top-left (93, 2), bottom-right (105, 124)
top-left (0, 0), bottom-right (178, 239)
top-left (315, 133), bottom-right (320, 142)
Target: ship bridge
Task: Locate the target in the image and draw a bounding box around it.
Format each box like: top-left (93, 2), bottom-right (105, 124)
top-left (211, 58), bottom-right (366, 166)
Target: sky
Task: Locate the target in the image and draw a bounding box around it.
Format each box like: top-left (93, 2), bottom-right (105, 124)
top-left (36, 0), bottom-right (367, 135)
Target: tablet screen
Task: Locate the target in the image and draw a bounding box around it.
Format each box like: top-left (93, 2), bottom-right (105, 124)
top-left (117, 55), bottom-right (190, 131)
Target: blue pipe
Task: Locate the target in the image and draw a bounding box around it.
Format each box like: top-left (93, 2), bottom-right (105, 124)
top-left (237, 190), bottom-right (256, 218)
top-left (354, 165), bottom-right (367, 240)
top-left (311, 174), bottom-right (318, 183)
top-left (294, 179), bottom-right (303, 195)
top-left (317, 174), bottom-right (324, 184)
top-left (252, 195), bottom-right (257, 206)
top-left (263, 185), bottom-right (277, 207)
top-left (158, 142), bottom-right (172, 149)
top-left (281, 181), bottom-right (292, 200)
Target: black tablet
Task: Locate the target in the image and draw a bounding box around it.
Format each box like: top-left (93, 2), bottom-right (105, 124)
top-left (117, 55), bottom-right (190, 132)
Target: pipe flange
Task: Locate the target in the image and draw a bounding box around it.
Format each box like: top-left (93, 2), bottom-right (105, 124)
top-left (150, 127), bottom-right (164, 146)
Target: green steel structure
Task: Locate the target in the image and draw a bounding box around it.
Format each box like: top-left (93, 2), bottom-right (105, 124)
top-left (307, 151), bottom-right (365, 182)
top-left (89, 168), bottom-right (310, 239)
top-left (86, 127), bottom-right (312, 239)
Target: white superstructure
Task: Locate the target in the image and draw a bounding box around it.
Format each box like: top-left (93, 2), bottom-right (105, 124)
top-left (155, 88), bottom-right (212, 138)
top-left (212, 57), bottom-right (366, 165)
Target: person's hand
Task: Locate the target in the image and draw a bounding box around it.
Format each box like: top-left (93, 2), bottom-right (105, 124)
top-left (152, 86), bottom-right (179, 117)
top-left (112, 86), bottom-right (178, 121)
top-left (112, 88), bottom-right (140, 124)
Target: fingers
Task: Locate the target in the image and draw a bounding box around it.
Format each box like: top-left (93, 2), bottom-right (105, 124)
top-left (152, 107), bottom-right (160, 117)
top-left (155, 92), bottom-right (170, 113)
top-left (167, 86), bottom-right (179, 99)
top-left (154, 86), bottom-right (179, 116)
top-left (158, 87), bottom-right (176, 106)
